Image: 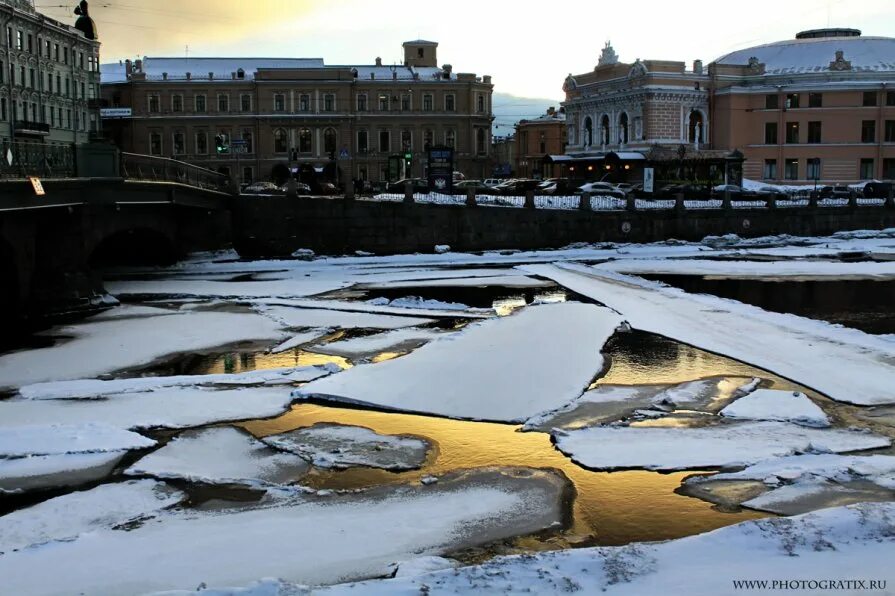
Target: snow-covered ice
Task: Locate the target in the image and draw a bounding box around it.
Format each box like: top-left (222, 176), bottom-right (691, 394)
top-left (358, 275), bottom-right (554, 290)
top-left (366, 296), bottom-right (475, 312)
top-left (0, 309), bottom-right (286, 389)
top-left (126, 428), bottom-right (310, 486)
top-left (740, 480), bottom-right (895, 515)
top-left (262, 424), bottom-right (431, 471)
top-left (254, 305), bottom-right (435, 330)
top-left (553, 421), bottom-right (890, 471)
top-left (0, 468), bottom-right (568, 595)
top-left (0, 480), bottom-right (183, 554)
top-left (602, 258), bottom-right (895, 280)
top-left (270, 330), bottom-right (334, 354)
top-left (720, 389), bottom-right (831, 427)
top-left (0, 452), bottom-right (125, 494)
top-left (311, 328), bottom-right (447, 358)
top-left (0, 424), bottom-right (155, 458)
top-left (297, 303), bottom-right (624, 422)
top-left (521, 263), bottom-right (895, 406)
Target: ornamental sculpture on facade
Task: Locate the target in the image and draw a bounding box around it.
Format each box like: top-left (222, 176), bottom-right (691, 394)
top-left (828, 50), bottom-right (852, 71)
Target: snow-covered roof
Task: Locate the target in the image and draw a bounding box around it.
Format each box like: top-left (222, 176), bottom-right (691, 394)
top-left (714, 34), bottom-right (895, 75)
top-left (351, 65), bottom-right (455, 81)
top-left (101, 57), bottom-right (326, 83)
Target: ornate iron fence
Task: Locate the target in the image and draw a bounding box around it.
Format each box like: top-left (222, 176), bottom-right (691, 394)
top-left (120, 152), bottom-right (230, 192)
top-left (0, 140), bottom-right (76, 179)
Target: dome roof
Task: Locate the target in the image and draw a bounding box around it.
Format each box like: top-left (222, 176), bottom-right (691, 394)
top-left (714, 30), bottom-right (895, 75)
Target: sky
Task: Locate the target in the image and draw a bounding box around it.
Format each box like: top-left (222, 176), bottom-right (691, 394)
top-left (38, 0), bottom-right (895, 103)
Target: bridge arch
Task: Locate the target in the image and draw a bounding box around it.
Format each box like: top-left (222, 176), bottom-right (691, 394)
top-left (88, 227), bottom-right (179, 267)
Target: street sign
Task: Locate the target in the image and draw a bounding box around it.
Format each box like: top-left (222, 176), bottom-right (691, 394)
top-left (29, 177), bottom-right (46, 196)
top-left (100, 108), bottom-right (132, 119)
top-left (339, 148), bottom-right (350, 160)
top-left (6, 149), bottom-right (12, 166)
top-left (643, 167), bottom-right (655, 193)
top-left (233, 146), bottom-right (248, 154)
top-left (231, 139), bottom-right (248, 146)
top-left (427, 146), bottom-right (454, 194)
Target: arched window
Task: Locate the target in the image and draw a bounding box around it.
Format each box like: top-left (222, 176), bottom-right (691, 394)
top-left (688, 111), bottom-right (704, 144)
top-left (618, 113), bottom-right (629, 145)
top-left (299, 128), bottom-right (312, 154)
top-left (584, 117), bottom-right (593, 147)
top-left (273, 128), bottom-right (287, 153)
top-left (600, 115), bottom-right (610, 146)
top-left (324, 128), bottom-right (337, 156)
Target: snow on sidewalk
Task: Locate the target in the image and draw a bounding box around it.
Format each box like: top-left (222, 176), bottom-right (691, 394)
top-left (296, 303), bottom-right (625, 423)
top-left (0, 469), bottom-right (568, 595)
top-left (521, 263), bottom-right (895, 406)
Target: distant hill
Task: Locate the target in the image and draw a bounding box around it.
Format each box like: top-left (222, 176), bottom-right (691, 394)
top-left (492, 92), bottom-right (563, 136)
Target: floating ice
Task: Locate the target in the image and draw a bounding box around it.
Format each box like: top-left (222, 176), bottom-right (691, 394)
top-left (721, 389), bottom-right (831, 427)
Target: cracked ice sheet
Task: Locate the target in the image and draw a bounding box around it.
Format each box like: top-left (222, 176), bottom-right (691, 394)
top-left (0, 387), bottom-right (299, 432)
top-left (358, 274), bottom-right (554, 290)
top-left (0, 452), bottom-right (126, 494)
top-left (0, 309), bottom-right (286, 390)
top-left (254, 305), bottom-right (435, 331)
top-left (126, 428), bottom-right (310, 487)
top-left (521, 263), bottom-right (895, 406)
top-left (251, 298), bottom-right (491, 321)
top-left (553, 421), bottom-right (890, 471)
top-left (0, 480), bottom-right (184, 554)
top-left (0, 468), bottom-right (567, 595)
top-left (147, 502), bottom-right (895, 596)
top-left (720, 389), bottom-right (830, 427)
top-left (601, 259), bottom-right (895, 280)
top-left (311, 328), bottom-right (447, 358)
top-left (297, 302), bottom-right (624, 423)
top-left (104, 276), bottom-right (352, 300)
top-left (0, 424), bottom-right (155, 458)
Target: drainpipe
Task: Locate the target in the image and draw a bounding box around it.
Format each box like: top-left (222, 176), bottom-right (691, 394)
top-left (878, 83), bottom-right (886, 180)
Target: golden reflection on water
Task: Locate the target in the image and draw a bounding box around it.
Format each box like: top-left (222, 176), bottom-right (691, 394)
top-left (196, 350), bottom-right (351, 375)
top-left (240, 403), bottom-right (768, 548)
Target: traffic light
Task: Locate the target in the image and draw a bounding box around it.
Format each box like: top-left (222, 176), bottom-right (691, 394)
top-left (215, 135), bottom-right (229, 154)
top-left (403, 151), bottom-right (412, 170)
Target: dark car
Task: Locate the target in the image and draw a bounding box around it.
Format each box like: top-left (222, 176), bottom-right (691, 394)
top-left (386, 178), bottom-right (429, 193)
top-left (819, 185), bottom-right (858, 200)
top-left (863, 181), bottom-right (894, 199)
top-left (656, 183), bottom-right (712, 199)
top-left (496, 179), bottom-right (542, 195)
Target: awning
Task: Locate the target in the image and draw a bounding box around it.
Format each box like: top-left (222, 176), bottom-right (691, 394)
top-left (609, 151), bottom-right (646, 161)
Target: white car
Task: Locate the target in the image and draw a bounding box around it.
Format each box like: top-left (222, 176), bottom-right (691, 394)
top-left (483, 178), bottom-right (504, 188)
top-left (578, 181), bottom-right (616, 194)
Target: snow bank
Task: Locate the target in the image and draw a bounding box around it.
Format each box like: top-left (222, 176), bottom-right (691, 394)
top-left (297, 303), bottom-right (624, 423)
top-left (554, 421), bottom-right (890, 471)
top-left (126, 428), bottom-right (310, 486)
top-left (0, 480), bottom-right (183, 554)
top-left (521, 263), bottom-right (895, 406)
top-left (0, 310), bottom-right (286, 389)
top-left (262, 424), bottom-right (431, 471)
top-left (366, 296), bottom-right (476, 312)
top-left (721, 389), bottom-right (830, 427)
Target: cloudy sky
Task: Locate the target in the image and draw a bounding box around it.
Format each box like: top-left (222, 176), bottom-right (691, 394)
top-left (40, 0), bottom-right (895, 100)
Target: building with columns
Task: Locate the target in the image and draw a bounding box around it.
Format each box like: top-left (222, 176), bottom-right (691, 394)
top-left (100, 40), bottom-right (494, 186)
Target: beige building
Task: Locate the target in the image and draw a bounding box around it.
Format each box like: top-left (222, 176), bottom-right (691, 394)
top-left (101, 41), bottom-right (494, 185)
top-left (563, 30), bottom-right (895, 185)
top-left (515, 107), bottom-right (566, 179)
top-left (1, 0), bottom-right (102, 147)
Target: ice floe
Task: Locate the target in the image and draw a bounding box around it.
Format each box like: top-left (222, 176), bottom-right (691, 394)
top-left (553, 421), bottom-right (890, 471)
top-left (270, 331), bottom-right (334, 354)
top-left (358, 275), bottom-right (554, 290)
top-left (254, 305), bottom-right (435, 330)
top-left (0, 424), bottom-right (155, 458)
top-left (0, 452), bottom-right (126, 494)
top-left (521, 263), bottom-right (895, 406)
top-left (262, 424), bottom-right (431, 471)
top-left (311, 328), bottom-right (447, 359)
top-left (602, 258), bottom-right (895, 281)
top-left (297, 302), bottom-right (624, 422)
top-left (126, 428), bottom-right (310, 486)
top-left (720, 389), bottom-right (830, 427)
top-left (0, 468), bottom-right (568, 595)
top-left (0, 480), bottom-right (183, 554)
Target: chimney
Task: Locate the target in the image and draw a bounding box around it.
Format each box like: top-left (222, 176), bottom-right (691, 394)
top-left (375, 57), bottom-right (382, 66)
top-left (693, 59), bottom-right (704, 75)
top-left (483, 75), bottom-right (492, 84)
top-left (231, 72), bottom-right (237, 80)
top-left (547, 106), bottom-right (555, 116)
top-left (162, 72), bottom-right (168, 80)
top-left (134, 59), bottom-right (143, 72)
top-left (442, 64), bottom-right (452, 79)
top-left (186, 72), bottom-right (191, 80)
top-left (208, 72), bottom-right (214, 80)
top-left (125, 59), bottom-right (133, 76)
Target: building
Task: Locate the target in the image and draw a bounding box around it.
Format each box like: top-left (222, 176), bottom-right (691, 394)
top-left (514, 106), bottom-right (566, 179)
top-left (0, 0), bottom-right (101, 150)
top-left (561, 31), bottom-right (895, 186)
top-left (491, 134), bottom-right (515, 178)
top-left (100, 41), bottom-right (494, 186)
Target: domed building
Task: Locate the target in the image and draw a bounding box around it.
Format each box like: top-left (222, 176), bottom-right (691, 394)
top-left (561, 30), bottom-right (895, 186)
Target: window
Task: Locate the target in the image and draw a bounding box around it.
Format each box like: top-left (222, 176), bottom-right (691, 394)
top-left (218, 94), bottom-right (229, 112)
top-left (242, 131), bottom-right (254, 154)
top-left (378, 130), bottom-right (390, 153)
top-left (16, 30), bottom-right (22, 51)
top-left (446, 129), bottom-right (456, 148)
top-left (273, 128), bottom-right (288, 153)
top-left (763, 159), bottom-right (778, 180)
top-left (764, 122), bottom-right (778, 144)
top-left (423, 94), bottom-right (433, 112)
top-left (299, 94), bottom-right (310, 112)
top-left (54, 43), bottom-right (60, 61)
top-left (195, 95), bottom-right (206, 113)
top-left (56, 75), bottom-right (60, 93)
top-left (860, 158), bottom-right (875, 180)
top-left (5, 27), bottom-right (10, 48)
top-left (357, 94), bottom-right (368, 112)
top-left (0, 98), bottom-right (5, 121)
top-left (688, 111), bottom-right (704, 143)
top-left (0, 61), bottom-right (3, 84)
top-left (274, 94), bottom-right (285, 112)
top-left (766, 94), bottom-right (779, 109)
top-left (619, 113), bottom-right (629, 144)
top-left (424, 129), bottom-right (434, 149)
top-left (324, 129), bottom-right (337, 156)
top-left (884, 159), bottom-right (895, 179)
top-left (299, 128), bottom-right (312, 154)
top-left (400, 129), bottom-right (412, 151)
top-left (242, 167), bottom-right (253, 184)
top-left (445, 94), bottom-right (455, 112)
top-left (401, 94), bottom-right (411, 111)
top-left (784, 158), bottom-right (798, 180)
top-left (357, 130), bottom-right (369, 154)
top-left (172, 132), bottom-right (186, 155)
top-left (150, 132), bottom-right (162, 156)
top-left (324, 94), bottom-right (335, 112)
top-left (196, 132), bottom-right (208, 155)
top-left (240, 94), bottom-right (252, 112)
top-left (172, 95), bottom-right (183, 113)
top-left (20, 66), bottom-right (25, 87)
top-left (807, 158), bottom-right (821, 180)
top-left (45, 40), bottom-right (50, 56)
top-left (49, 105), bottom-right (54, 126)
top-left (29, 68), bottom-right (35, 89)
top-left (477, 95), bottom-right (485, 113)
top-left (26, 33), bottom-right (32, 53)
top-left (885, 120), bottom-right (895, 143)
top-left (785, 93), bottom-right (799, 109)
top-left (378, 94), bottom-right (389, 111)
top-left (148, 94), bottom-right (160, 113)
top-left (887, 92), bottom-right (895, 107)
top-left (863, 91), bottom-right (878, 107)
top-left (862, 120), bottom-right (876, 143)
top-left (63, 47), bottom-right (69, 64)
top-left (807, 121), bottom-right (822, 144)
top-left (477, 129), bottom-right (486, 154)
top-left (785, 122), bottom-right (799, 144)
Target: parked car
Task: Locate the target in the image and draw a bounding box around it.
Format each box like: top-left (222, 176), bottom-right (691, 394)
top-left (243, 181), bottom-right (283, 195)
top-left (614, 183), bottom-right (636, 196)
top-left (656, 183), bottom-right (713, 199)
top-left (541, 179), bottom-right (583, 196)
top-left (314, 182), bottom-right (339, 195)
top-left (753, 186), bottom-right (788, 200)
top-left (712, 184), bottom-right (754, 197)
top-left (863, 181), bottom-right (894, 199)
top-left (496, 179), bottom-right (542, 195)
top-left (453, 180), bottom-right (491, 194)
top-left (578, 181), bottom-right (616, 194)
top-left (386, 178), bottom-right (429, 193)
top-left (819, 185), bottom-right (859, 200)
top-left (483, 178), bottom-right (505, 188)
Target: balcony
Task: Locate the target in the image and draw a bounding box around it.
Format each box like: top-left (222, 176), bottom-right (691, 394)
top-left (14, 121), bottom-right (51, 136)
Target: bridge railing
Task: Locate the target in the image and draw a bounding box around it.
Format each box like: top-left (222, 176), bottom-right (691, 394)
top-left (120, 152), bottom-right (230, 192)
top-left (0, 140), bottom-right (76, 179)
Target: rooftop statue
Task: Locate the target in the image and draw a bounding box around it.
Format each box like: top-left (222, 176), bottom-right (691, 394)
top-left (74, 0), bottom-right (97, 40)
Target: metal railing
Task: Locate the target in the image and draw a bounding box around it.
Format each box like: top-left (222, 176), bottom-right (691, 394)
top-left (120, 152), bottom-right (230, 192)
top-left (0, 140), bottom-right (76, 179)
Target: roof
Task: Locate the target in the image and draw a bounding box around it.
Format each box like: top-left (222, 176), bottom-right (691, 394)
top-left (714, 33), bottom-right (895, 74)
top-left (101, 57), bottom-right (326, 83)
top-left (403, 40), bottom-right (438, 46)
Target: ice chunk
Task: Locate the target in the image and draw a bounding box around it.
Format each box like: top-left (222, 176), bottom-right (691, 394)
top-left (721, 389), bottom-right (830, 427)
top-left (0, 452), bottom-right (125, 494)
top-left (255, 305), bottom-right (435, 330)
top-left (359, 275), bottom-right (554, 290)
top-left (311, 328), bottom-right (446, 359)
top-left (270, 330), bottom-right (334, 354)
top-left (0, 424), bottom-right (155, 458)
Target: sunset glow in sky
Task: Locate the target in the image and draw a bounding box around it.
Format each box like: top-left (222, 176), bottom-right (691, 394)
top-left (39, 0), bottom-right (895, 100)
